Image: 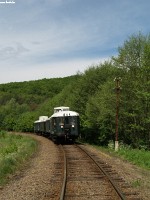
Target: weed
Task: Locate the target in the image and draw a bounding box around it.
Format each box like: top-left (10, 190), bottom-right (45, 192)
top-left (0, 130), bottom-right (7, 138)
top-left (131, 179), bottom-right (142, 187)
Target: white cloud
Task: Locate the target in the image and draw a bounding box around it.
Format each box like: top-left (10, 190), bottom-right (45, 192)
top-left (0, 0), bottom-right (150, 83)
top-left (0, 57), bottom-right (107, 83)
top-left (0, 43), bottom-right (29, 60)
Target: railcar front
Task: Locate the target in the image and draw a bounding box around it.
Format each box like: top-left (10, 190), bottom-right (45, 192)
top-left (50, 107), bottom-right (79, 143)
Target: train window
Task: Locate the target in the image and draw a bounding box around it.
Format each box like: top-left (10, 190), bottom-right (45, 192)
top-left (59, 117), bottom-right (64, 125)
top-left (65, 117), bottom-right (69, 124)
top-left (50, 119), bottom-right (53, 127)
top-left (71, 117), bottom-right (75, 123)
top-left (51, 118), bottom-right (56, 127)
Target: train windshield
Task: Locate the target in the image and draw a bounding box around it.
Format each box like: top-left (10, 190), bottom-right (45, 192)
top-left (65, 116), bottom-right (77, 124)
top-left (65, 117), bottom-right (69, 124)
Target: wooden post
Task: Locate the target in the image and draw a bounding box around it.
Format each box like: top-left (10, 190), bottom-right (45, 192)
top-left (114, 77), bottom-right (121, 151)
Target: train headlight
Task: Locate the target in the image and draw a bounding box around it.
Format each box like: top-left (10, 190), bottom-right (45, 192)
top-left (72, 125), bottom-right (75, 128)
top-left (61, 125), bottom-right (63, 128)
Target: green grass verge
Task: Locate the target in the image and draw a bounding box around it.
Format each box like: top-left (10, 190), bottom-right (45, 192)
top-left (79, 140), bottom-right (150, 170)
top-left (0, 131), bottom-right (38, 186)
top-left (115, 146), bottom-right (150, 170)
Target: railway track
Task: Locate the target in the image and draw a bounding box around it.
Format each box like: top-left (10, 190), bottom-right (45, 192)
top-left (59, 144), bottom-right (141, 200)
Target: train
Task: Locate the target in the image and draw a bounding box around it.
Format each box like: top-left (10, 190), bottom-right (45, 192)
top-left (34, 106), bottom-right (80, 143)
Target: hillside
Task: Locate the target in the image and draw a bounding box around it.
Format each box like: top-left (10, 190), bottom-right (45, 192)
top-left (0, 33), bottom-right (149, 149)
top-left (0, 75), bottom-right (80, 131)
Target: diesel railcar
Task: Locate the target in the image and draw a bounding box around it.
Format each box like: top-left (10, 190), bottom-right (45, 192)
top-left (34, 106), bottom-right (80, 143)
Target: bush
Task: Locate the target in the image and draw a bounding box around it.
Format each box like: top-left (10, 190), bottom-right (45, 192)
top-left (0, 131), bottom-right (38, 185)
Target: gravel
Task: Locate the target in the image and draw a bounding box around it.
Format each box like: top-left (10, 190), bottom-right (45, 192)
top-left (0, 134), bottom-right (149, 200)
top-left (84, 144), bottom-right (150, 200)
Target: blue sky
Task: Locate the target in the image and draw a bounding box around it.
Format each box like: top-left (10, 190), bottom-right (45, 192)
top-left (0, 0), bottom-right (149, 83)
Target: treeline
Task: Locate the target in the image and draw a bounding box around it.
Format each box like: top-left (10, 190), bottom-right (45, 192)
top-left (0, 33), bottom-right (149, 149)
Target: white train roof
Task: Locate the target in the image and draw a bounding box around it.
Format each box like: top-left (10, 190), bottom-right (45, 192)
top-left (54, 106), bottom-right (70, 113)
top-left (34, 116), bottom-right (48, 123)
top-left (34, 107), bottom-right (79, 123)
top-left (51, 110), bottom-right (79, 118)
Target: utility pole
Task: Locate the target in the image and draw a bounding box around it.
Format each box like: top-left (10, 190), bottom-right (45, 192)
top-left (114, 77), bottom-right (121, 151)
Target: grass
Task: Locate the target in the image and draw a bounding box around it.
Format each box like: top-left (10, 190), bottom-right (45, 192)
top-left (115, 145), bottom-right (150, 170)
top-left (83, 140), bottom-right (150, 170)
top-left (0, 131), bottom-right (38, 186)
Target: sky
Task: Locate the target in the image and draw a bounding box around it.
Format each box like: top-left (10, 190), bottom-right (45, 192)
top-left (0, 0), bottom-right (149, 84)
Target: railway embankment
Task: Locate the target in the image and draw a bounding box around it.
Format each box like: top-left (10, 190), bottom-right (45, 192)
top-left (84, 144), bottom-right (150, 200)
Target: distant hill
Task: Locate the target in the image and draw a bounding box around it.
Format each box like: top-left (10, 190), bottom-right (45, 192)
top-left (0, 75), bottom-right (78, 110)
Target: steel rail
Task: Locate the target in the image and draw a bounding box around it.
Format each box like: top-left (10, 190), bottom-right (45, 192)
top-left (76, 144), bottom-right (126, 200)
top-left (59, 145), bottom-right (67, 200)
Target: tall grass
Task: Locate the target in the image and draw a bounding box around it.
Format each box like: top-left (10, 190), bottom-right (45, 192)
top-left (116, 145), bottom-right (150, 170)
top-left (0, 131), bottom-right (38, 185)
top-left (90, 140), bottom-right (150, 170)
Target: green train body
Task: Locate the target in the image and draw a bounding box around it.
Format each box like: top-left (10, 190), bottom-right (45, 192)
top-left (34, 107), bottom-right (79, 143)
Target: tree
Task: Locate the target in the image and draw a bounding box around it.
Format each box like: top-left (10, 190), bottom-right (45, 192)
top-left (112, 32), bottom-right (150, 148)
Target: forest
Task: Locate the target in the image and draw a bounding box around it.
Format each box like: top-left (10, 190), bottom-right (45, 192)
top-left (0, 33), bottom-right (150, 149)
